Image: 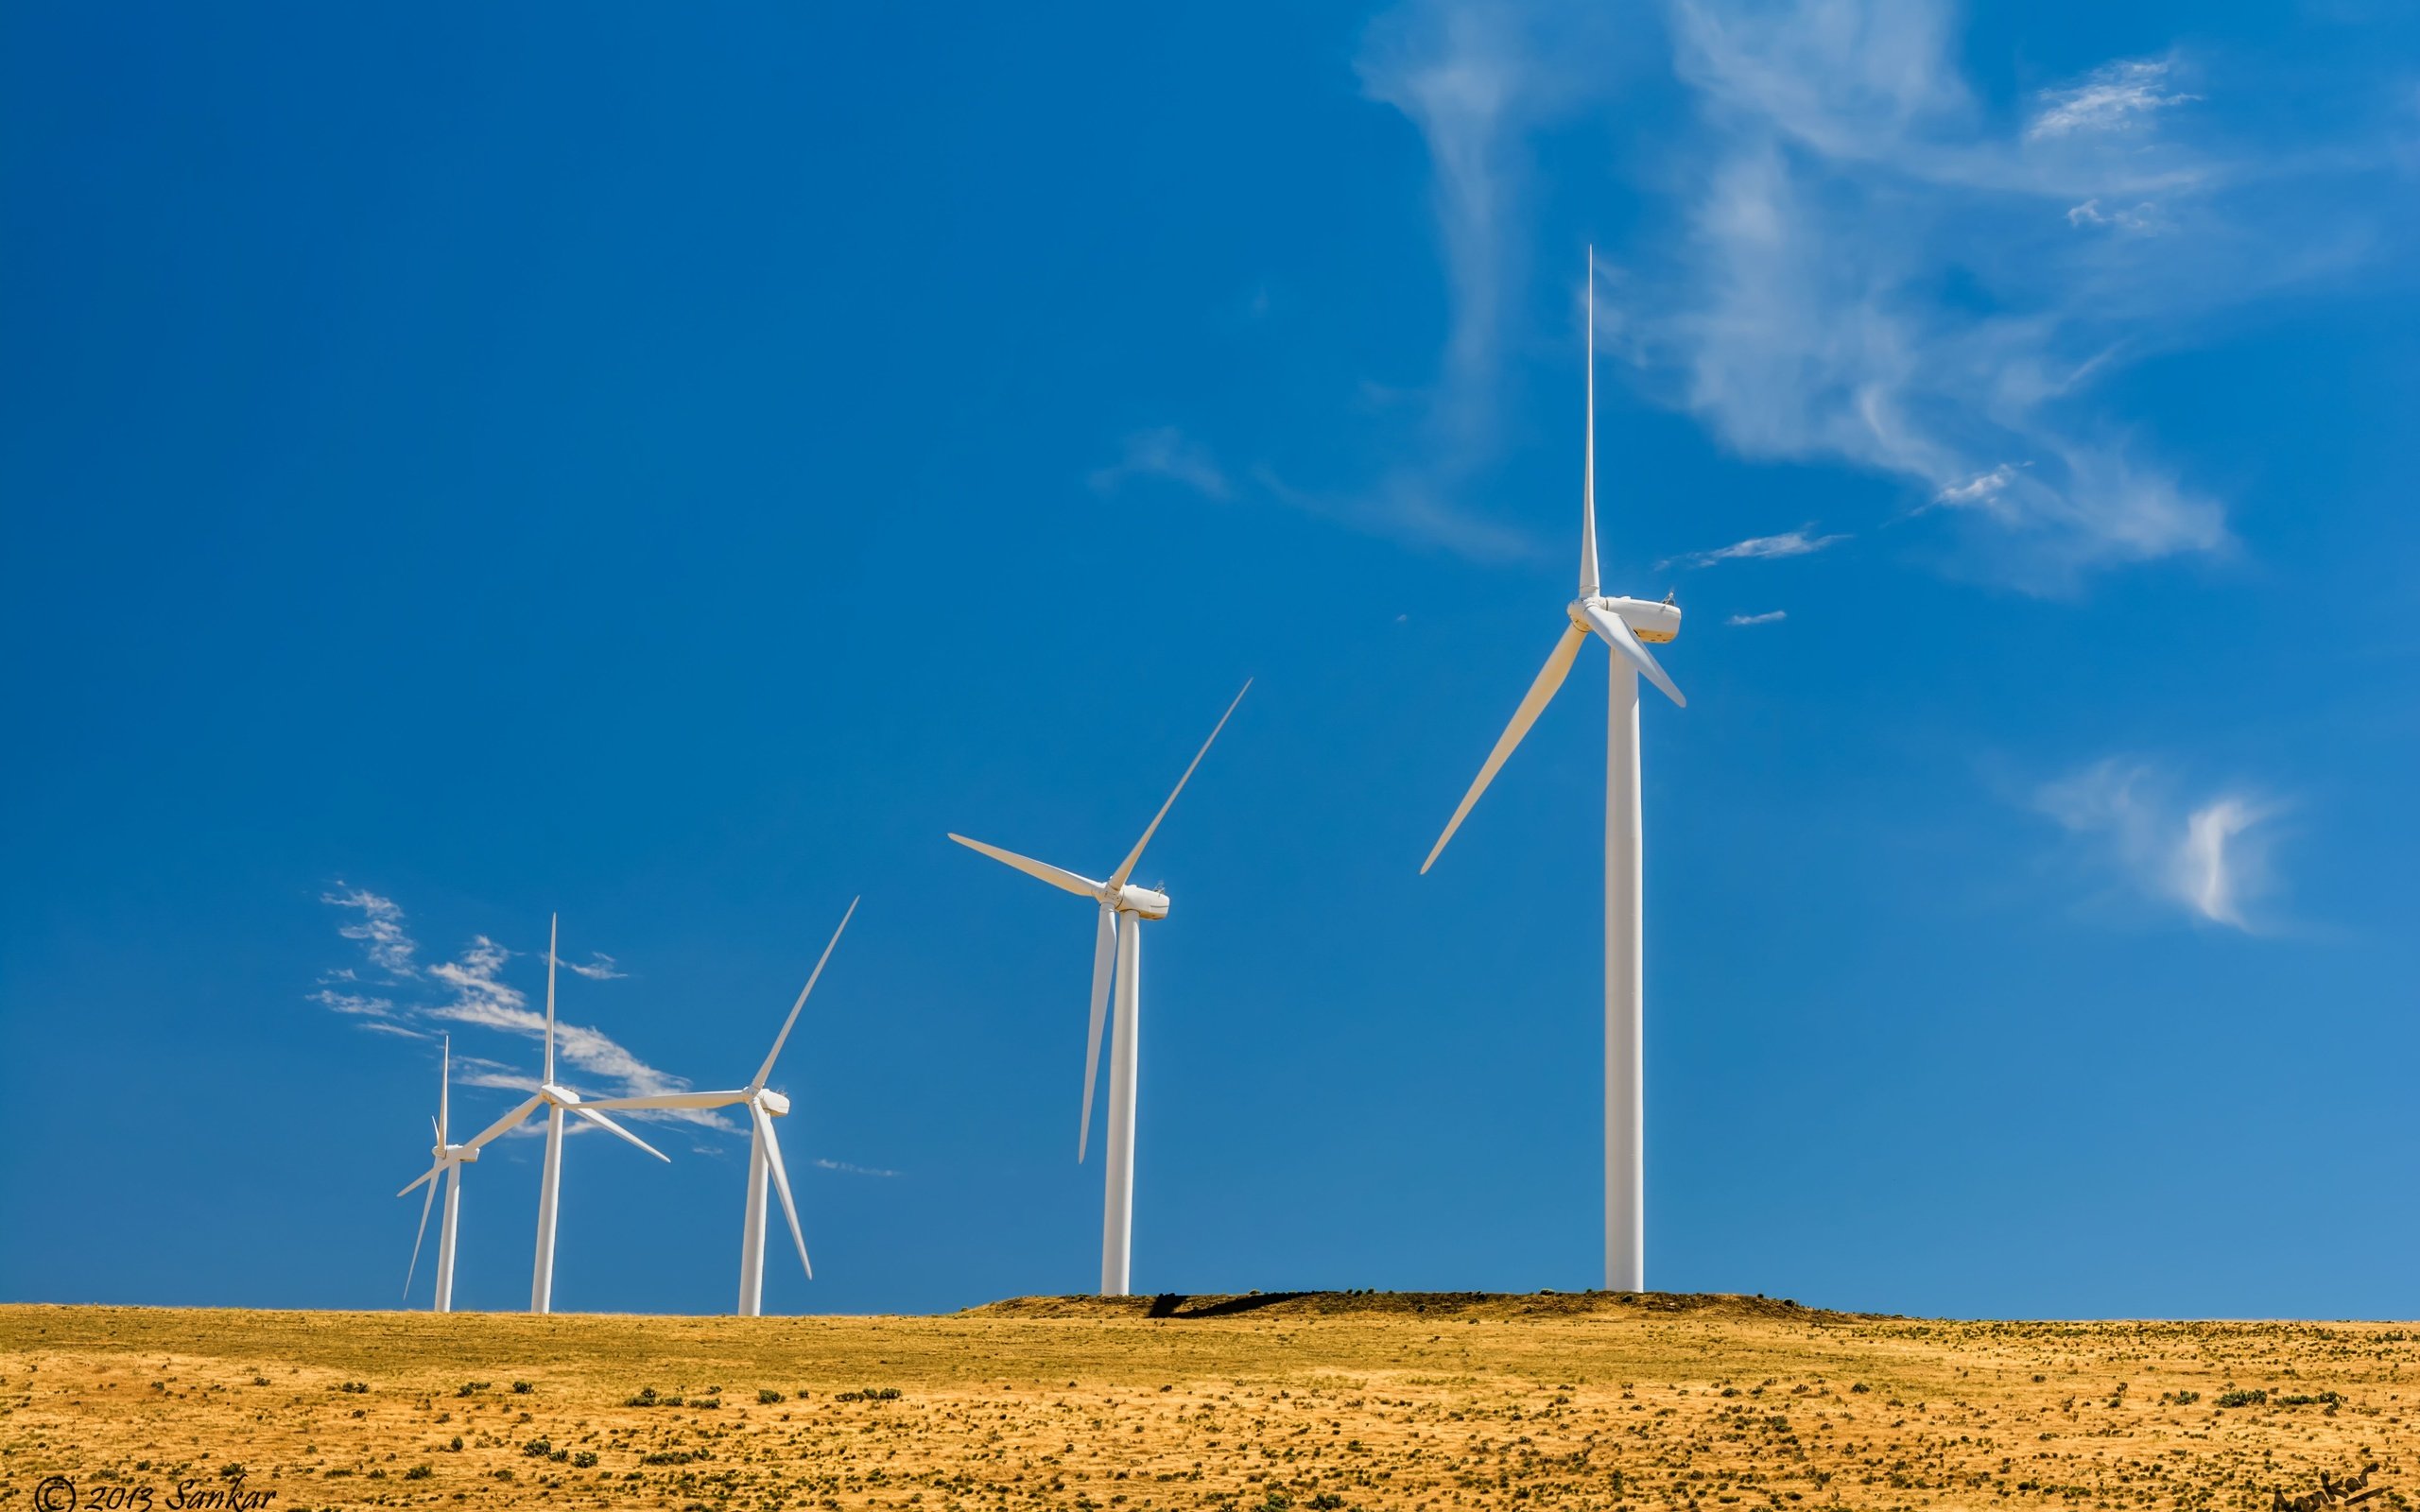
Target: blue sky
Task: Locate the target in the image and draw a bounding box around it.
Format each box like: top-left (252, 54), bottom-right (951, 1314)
top-left (3, 0), bottom-right (2415, 1320)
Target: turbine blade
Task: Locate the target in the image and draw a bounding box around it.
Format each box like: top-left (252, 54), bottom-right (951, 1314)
top-left (1422, 623), bottom-right (1590, 874)
top-left (438, 1035), bottom-right (450, 1147)
top-left (1582, 249), bottom-right (1600, 599)
top-left (462, 1093), bottom-right (545, 1152)
top-left (572, 1105), bottom-right (670, 1162)
top-left (576, 1090), bottom-right (747, 1112)
top-left (404, 1170), bottom-right (438, 1300)
top-left (544, 914), bottom-right (559, 1087)
top-left (1107, 679), bottom-right (1251, 891)
top-left (1580, 601), bottom-right (1686, 708)
top-left (752, 1102), bottom-right (812, 1282)
top-left (1078, 903), bottom-right (1115, 1162)
top-left (947, 834), bottom-right (1102, 899)
top-left (751, 897), bottom-right (858, 1092)
top-left (398, 1165), bottom-right (439, 1199)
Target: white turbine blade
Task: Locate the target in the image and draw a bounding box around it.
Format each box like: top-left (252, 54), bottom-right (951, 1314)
top-left (948, 834), bottom-right (1102, 899)
top-left (1422, 623), bottom-right (1589, 875)
top-left (1077, 903), bottom-right (1115, 1162)
top-left (1582, 249), bottom-right (1600, 599)
top-left (752, 1102), bottom-right (813, 1281)
top-left (438, 1035), bottom-right (450, 1147)
top-left (462, 1093), bottom-right (545, 1152)
top-left (403, 1170), bottom-right (439, 1300)
top-left (1580, 601), bottom-right (1686, 708)
top-left (398, 1165), bottom-right (439, 1199)
top-left (1107, 679), bottom-right (1251, 891)
top-left (751, 897), bottom-right (858, 1092)
top-left (572, 1105), bottom-right (670, 1162)
top-left (576, 1089), bottom-right (747, 1113)
top-left (544, 913), bottom-right (560, 1086)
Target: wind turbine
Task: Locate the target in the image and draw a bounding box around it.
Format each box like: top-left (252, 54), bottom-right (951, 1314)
top-left (1421, 255), bottom-right (1685, 1295)
top-left (458, 914), bottom-right (671, 1314)
top-left (583, 898), bottom-right (857, 1315)
top-left (397, 1035), bottom-right (477, 1313)
top-left (949, 681), bottom-right (1250, 1297)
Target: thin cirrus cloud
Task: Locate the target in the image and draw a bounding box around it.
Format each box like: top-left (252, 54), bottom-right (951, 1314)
top-left (2031, 759), bottom-right (2285, 931)
top-left (1357, 0), bottom-right (2402, 593)
top-left (311, 887), bottom-right (726, 1128)
top-left (1089, 427), bottom-right (1540, 563)
top-left (1726, 610), bottom-right (1787, 627)
top-left (1659, 524), bottom-right (1847, 570)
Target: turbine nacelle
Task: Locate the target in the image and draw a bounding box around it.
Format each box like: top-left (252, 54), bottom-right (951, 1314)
top-left (1572, 594), bottom-right (1682, 645)
top-left (540, 1081), bottom-right (581, 1106)
top-left (1110, 884), bottom-right (1170, 919)
top-left (755, 1088), bottom-right (792, 1118)
top-left (429, 1143), bottom-right (478, 1166)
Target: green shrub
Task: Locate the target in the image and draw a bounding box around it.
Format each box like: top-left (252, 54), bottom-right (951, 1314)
top-left (2216, 1388), bottom-right (2267, 1408)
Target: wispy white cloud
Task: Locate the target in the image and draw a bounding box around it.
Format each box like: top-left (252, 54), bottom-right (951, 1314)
top-left (813, 1158), bottom-right (902, 1179)
top-left (314, 889), bottom-right (722, 1125)
top-left (1089, 427), bottom-right (1232, 500)
top-left (1660, 524), bottom-right (1847, 569)
top-left (2032, 759), bottom-right (2285, 930)
top-left (1726, 610), bottom-right (1788, 626)
top-left (308, 988), bottom-right (395, 1018)
top-left (2027, 59), bottom-right (2199, 142)
top-left (2064, 198), bottom-right (2161, 234)
top-left (1359, 0), bottom-right (2396, 593)
top-left (322, 884), bottom-right (417, 976)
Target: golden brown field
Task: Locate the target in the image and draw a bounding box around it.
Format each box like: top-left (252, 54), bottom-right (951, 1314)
top-left (3, 1294), bottom-right (2412, 1512)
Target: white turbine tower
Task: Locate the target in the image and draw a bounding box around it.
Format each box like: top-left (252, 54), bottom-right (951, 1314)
top-left (459, 914), bottom-right (671, 1314)
top-left (949, 681), bottom-right (1249, 1297)
top-left (583, 898), bottom-right (857, 1315)
top-left (398, 1036), bottom-right (477, 1313)
top-left (1421, 256), bottom-right (1685, 1295)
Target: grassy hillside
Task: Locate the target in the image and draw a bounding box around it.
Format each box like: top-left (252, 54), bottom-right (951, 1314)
top-left (2, 1295), bottom-right (2411, 1510)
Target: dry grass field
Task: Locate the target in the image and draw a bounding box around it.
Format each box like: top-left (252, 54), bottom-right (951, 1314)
top-left (3, 1294), bottom-right (2412, 1512)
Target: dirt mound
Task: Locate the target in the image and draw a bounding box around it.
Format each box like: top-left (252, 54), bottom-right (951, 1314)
top-left (960, 1289), bottom-right (1842, 1322)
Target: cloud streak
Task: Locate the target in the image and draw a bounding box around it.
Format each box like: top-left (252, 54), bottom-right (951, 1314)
top-left (1358, 0), bottom-right (2400, 593)
top-left (1660, 524), bottom-right (1847, 570)
top-left (2031, 759), bottom-right (2285, 930)
top-left (313, 887), bottom-right (724, 1125)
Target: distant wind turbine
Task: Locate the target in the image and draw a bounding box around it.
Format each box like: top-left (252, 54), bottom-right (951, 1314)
top-left (585, 898), bottom-right (858, 1315)
top-left (949, 681), bottom-right (1250, 1297)
top-left (458, 914), bottom-right (671, 1314)
top-left (397, 1035), bottom-right (487, 1313)
top-left (1421, 256), bottom-right (1685, 1294)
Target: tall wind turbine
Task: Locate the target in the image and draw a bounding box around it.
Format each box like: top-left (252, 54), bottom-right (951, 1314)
top-left (1421, 256), bottom-right (1685, 1294)
top-left (397, 1036), bottom-right (476, 1313)
top-left (584, 898), bottom-right (857, 1315)
top-left (949, 681), bottom-right (1249, 1297)
top-left (459, 914), bottom-right (672, 1314)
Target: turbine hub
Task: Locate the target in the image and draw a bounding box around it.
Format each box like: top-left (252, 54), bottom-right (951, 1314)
top-left (1112, 884), bottom-right (1169, 919)
top-left (1574, 593), bottom-right (1682, 644)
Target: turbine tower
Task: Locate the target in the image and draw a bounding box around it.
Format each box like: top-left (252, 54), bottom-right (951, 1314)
top-left (584, 898), bottom-right (858, 1315)
top-left (459, 914), bottom-right (671, 1314)
top-left (949, 681), bottom-right (1249, 1297)
top-left (1421, 257), bottom-right (1685, 1294)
